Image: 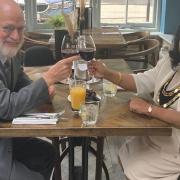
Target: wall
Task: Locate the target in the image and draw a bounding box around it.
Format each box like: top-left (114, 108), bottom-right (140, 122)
top-left (160, 0), bottom-right (180, 34)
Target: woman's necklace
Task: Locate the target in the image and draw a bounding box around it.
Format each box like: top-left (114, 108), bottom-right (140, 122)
top-left (157, 72), bottom-right (180, 108)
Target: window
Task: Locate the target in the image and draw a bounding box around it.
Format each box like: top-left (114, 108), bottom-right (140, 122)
top-left (17, 0), bottom-right (161, 32)
top-left (36, 0), bottom-right (74, 24)
top-left (100, 0), bottom-right (160, 30)
top-left (15, 0), bottom-right (75, 32)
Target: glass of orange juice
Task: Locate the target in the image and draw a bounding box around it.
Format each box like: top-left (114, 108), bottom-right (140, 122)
top-left (69, 80), bottom-right (86, 112)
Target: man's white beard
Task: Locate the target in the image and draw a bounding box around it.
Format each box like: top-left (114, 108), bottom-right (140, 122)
top-left (0, 39), bottom-right (24, 58)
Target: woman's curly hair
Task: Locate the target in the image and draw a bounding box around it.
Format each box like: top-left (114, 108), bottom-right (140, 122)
top-left (169, 25), bottom-right (180, 69)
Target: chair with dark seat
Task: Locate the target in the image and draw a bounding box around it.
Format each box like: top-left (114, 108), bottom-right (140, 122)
top-left (23, 46), bottom-right (55, 66)
top-left (118, 39), bottom-right (160, 72)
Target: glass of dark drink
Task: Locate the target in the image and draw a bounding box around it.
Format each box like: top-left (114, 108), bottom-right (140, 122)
top-left (61, 33), bottom-right (79, 58)
top-left (78, 34), bottom-right (96, 82)
top-left (61, 33), bottom-right (79, 82)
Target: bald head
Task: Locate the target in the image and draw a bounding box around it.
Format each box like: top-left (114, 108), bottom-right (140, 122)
top-left (0, 0), bottom-right (24, 21)
top-left (0, 0), bottom-right (22, 10)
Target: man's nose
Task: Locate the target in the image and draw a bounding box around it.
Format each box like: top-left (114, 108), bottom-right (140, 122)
top-left (9, 29), bottom-right (22, 41)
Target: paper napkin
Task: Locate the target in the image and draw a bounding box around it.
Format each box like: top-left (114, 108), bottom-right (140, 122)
top-left (12, 111), bottom-right (65, 125)
top-left (12, 117), bottom-right (58, 125)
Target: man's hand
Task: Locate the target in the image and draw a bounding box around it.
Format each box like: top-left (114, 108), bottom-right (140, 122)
top-left (48, 85), bottom-right (56, 101)
top-left (43, 55), bottom-right (79, 86)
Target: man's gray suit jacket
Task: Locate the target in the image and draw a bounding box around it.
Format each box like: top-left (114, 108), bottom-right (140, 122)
top-left (0, 52), bottom-right (49, 180)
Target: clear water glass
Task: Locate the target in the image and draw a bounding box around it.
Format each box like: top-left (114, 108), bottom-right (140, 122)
top-left (103, 79), bottom-right (117, 97)
top-left (80, 101), bottom-right (100, 126)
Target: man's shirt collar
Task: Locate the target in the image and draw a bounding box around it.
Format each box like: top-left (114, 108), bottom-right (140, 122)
top-left (0, 54), bottom-right (8, 65)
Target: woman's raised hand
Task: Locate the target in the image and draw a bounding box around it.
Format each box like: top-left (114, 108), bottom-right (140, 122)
top-left (88, 59), bottom-right (108, 79)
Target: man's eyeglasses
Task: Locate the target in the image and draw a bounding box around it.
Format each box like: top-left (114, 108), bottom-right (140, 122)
top-left (0, 25), bottom-right (25, 35)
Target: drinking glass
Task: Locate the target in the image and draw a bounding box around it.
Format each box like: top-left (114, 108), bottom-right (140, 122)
top-left (61, 33), bottom-right (79, 58)
top-left (80, 101), bottom-right (100, 126)
top-left (69, 79), bottom-right (86, 112)
top-left (74, 59), bottom-right (88, 81)
top-left (61, 33), bottom-right (79, 82)
top-left (78, 34), bottom-right (96, 81)
top-left (103, 79), bottom-right (117, 97)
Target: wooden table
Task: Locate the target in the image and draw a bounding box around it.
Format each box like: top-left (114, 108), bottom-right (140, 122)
top-left (84, 28), bottom-right (126, 49)
top-left (0, 59), bottom-right (172, 180)
top-left (84, 28), bottom-right (127, 58)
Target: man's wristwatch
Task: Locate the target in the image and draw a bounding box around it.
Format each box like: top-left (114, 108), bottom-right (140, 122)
top-left (148, 105), bottom-right (153, 113)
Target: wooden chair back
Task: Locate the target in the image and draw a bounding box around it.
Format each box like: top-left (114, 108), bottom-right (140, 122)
top-left (25, 31), bottom-right (51, 42)
top-left (123, 31), bottom-right (150, 44)
top-left (119, 39), bottom-right (160, 72)
top-left (109, 31), bottom-right (150, 59)
top-left (22, 35), bottom-right (51, 51)
top-left (22, 31), bottom-right (52, 51)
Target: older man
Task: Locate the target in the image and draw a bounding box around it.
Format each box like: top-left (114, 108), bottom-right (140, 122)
top-left (0, 0), bottom-right (79, 179)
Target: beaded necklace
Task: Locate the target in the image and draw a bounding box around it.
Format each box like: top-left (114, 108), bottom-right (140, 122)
top-left (157, 72), bottom-right (180, 108)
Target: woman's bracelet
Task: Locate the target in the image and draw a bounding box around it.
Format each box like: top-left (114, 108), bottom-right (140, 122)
top-left (148, 105), bottom-right (153, 114)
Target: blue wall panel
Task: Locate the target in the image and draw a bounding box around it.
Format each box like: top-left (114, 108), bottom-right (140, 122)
top-left (161, 0), bottom-right (180, 34)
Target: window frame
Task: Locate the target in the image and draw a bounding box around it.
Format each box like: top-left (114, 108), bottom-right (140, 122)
top-left (99, 0), bottom-right (161, 31)
top-left (23, 0), bottom-right (161, 32)
top-left (24, 0), bottom-right (53, 32)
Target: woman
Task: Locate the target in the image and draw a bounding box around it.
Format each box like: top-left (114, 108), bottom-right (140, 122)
top-left (88, 27), bottom-right (180, 179)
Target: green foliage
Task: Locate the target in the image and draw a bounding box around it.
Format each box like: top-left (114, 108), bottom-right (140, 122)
top-left (48, 15), bottom-right (65, 28)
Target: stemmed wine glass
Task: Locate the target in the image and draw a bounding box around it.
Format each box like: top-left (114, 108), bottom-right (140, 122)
top-left (78, 34), bottom-right (96, 82)
top-left (61, 33), bottom-right (79, 82)
top-left (61, 33), bottom-right (79, 58)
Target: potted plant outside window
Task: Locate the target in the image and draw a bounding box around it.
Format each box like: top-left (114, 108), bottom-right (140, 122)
top-left (48, 15), bottom-right (65, 29)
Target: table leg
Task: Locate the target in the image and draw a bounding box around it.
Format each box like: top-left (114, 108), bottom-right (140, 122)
top-left (69, 138), bottom-right (75, 180)
top-left (82, 137), bottom-right (90, 180)
top-left (95, 137), bottom-right (104, 180)
top-left (68, 137), bottom-right (104, 180)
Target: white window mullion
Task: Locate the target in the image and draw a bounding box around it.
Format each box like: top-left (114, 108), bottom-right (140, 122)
top-left (156, 0), bottom-right (161, 31)
top-left (24, 0), bottom-right (37, 31)
top-left (125, 0), bottom-right (128, 24)
top-left (152, 0), bottom-right (158, 27)
top-left (92, 0), bottom-right (101, 28)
